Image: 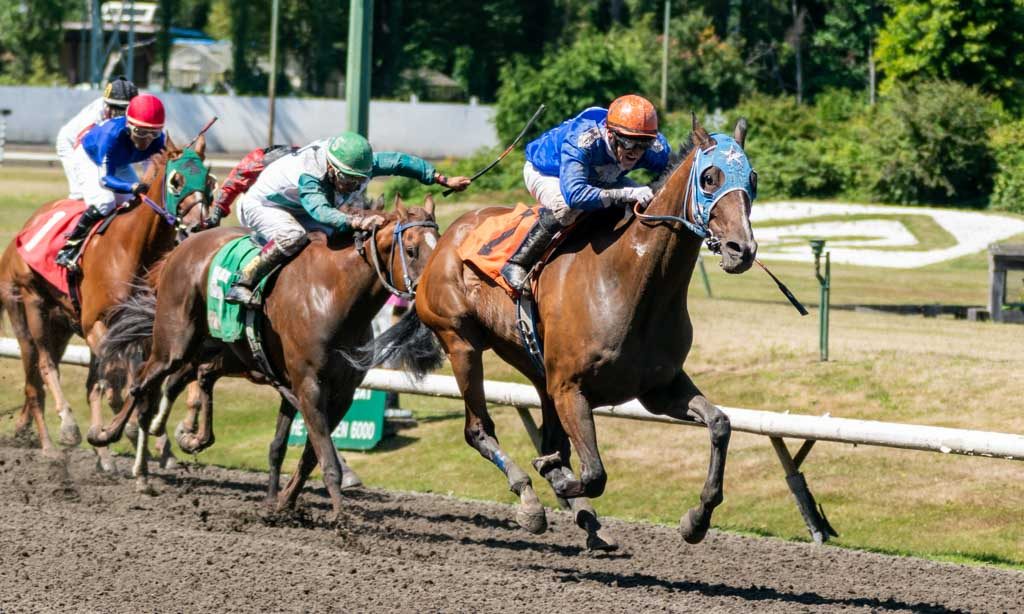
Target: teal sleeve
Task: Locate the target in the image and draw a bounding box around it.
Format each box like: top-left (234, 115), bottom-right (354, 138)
top-left (371, 152), bottom-right (437, 184)
top-left (298, 173), bottom-right (350, 231)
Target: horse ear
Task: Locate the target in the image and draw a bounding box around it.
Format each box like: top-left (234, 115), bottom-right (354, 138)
top-left (690, 112), bottom-right (711, 149)
top-left (164, 133), bottom-right (179, 154)
top-left (393, 193), bottom-right (408, 220)
top-left (733, 118), bottom-right (748, 148)
top-left (423, 193), bottom-right (435, 218)
top-left (193, 134), bottom-right (206, 158)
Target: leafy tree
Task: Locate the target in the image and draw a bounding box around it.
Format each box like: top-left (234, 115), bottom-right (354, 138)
top-left (876, 0), bottom-right (1024, 113)
top-left (808, 0), bottom-right (885, 100)
top-left (0, 0), bottom-right (73, 83)
top-left (494, 26), bottom-right (651, 143)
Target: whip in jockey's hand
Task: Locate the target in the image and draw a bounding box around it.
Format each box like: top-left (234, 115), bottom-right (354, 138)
top-left (501, 94), bottom-right (671, 294)
top-left (435, 173), bottom-right (471, 192)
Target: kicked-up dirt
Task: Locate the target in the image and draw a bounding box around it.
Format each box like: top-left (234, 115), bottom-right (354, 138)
top-left (0, 444), bottom-right (1020, 613)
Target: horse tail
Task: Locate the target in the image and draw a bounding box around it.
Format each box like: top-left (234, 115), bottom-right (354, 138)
top-left (97, 282), bottom-right (157, 372)
top-left (341, 305), bottom-right (445, 379)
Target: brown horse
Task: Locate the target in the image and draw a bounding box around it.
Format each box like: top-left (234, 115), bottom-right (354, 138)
top-left (91, 196), bottom-right (441, 514)
top-left (0, 137), bottom-right (213, 471)
top-left (357, 117), bottom-right (758, 549)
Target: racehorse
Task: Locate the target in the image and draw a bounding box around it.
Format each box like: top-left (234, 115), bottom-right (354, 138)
top-left (91, 195), bottom-right (440, 514)
top-left (357, 116), bottom-right (758, 549)
top-left (0, 136), bottom-right (214, 472)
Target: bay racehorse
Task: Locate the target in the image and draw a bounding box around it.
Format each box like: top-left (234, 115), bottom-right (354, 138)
top-left (358, 116), bottom-right (758, 549)
top-left (0, 136), bottom-right (214, 471)
top-left (92, 196), bottom-right (440, 513)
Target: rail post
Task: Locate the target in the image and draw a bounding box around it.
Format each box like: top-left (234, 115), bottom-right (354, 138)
top-left (0, 109), bottom-right (10, 166)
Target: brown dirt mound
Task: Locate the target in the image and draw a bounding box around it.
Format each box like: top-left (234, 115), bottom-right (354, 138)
top-left (0, 445), bottom-right (1020, 613)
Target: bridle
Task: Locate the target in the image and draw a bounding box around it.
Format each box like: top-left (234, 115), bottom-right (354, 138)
top-left (359, 218), bottom-right (439, 300)
top-left (634, 134), bottom-right (756, 255)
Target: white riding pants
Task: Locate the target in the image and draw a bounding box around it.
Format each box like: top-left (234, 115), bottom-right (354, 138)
top-left (66, 146), bottom-right (137, 214)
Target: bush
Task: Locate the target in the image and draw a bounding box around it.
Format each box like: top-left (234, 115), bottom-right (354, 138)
top-left (860, 81), bottom-right (1002, 205)
top-left (990, 120), bottom-right (1024, 213)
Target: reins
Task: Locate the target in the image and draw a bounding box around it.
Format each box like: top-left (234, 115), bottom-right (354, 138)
top-left (365, 219), bottom-right (438, 300)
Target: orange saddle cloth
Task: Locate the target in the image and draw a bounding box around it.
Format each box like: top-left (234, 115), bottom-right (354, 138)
top-left (15, 199), bottom-right (88, 295)
top-left (456, 203), bottom-right (540, 296)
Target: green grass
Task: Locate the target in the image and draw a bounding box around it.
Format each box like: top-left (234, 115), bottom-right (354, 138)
top-left (3, 165), bottom-right (1024, 570)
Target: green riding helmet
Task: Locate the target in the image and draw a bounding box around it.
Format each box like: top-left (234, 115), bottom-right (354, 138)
top-left (326, 132), bottom-right (374, 178)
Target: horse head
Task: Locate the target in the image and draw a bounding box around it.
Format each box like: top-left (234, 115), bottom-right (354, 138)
top-left (365, 193), bottom-right (440, 300)
top-left (162, 134), bottom-right (216, 241)
top-left (689, 115), bottom-right (758, 274)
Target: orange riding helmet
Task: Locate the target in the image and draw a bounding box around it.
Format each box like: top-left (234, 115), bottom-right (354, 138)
top-left (606, 94), bottom-right (658, 138)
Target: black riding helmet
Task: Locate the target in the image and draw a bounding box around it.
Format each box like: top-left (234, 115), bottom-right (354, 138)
top-left (103, 76), bottom-right (139, 109)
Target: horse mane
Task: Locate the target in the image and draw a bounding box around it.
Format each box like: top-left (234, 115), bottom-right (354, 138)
top-left (652, 132), bottom-right (696, 193)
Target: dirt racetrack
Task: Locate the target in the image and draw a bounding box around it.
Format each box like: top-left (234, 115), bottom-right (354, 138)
top-left (0, 444), bottom-right (1021, 613)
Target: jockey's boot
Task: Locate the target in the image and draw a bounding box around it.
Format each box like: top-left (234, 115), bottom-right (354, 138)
top-left (55, 206), bottom-right (106, 272)
top-left (501, 207), bottom-right (561, 295)
top-left (225, 241), bottom-right (290, 305)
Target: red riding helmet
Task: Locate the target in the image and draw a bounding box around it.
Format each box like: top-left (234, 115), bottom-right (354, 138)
top-left (126, 94), bottom-right (165, 129)
top-left (606, 94), bottom-right (658, 138)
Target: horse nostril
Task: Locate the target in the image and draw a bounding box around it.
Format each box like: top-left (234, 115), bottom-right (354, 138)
top-left (726, 241), bottom-right (743, 255)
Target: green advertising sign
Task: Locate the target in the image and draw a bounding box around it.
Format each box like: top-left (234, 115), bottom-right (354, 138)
top-left (287, 387), bottom-right (386, 450)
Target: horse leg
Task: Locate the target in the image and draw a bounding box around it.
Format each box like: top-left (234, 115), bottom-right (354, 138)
top-left (546, 385), bottom-right (607, 500)
top-left (175, 362), bottom-right (219, 454)
top-left (24, 305), bottom-right (75, 452)
top-left (266, 398), bottom-right (296, 505)
top-left (446, 335), bottom-right (546, 534)
top-left (639, 371), bottom-right (731, 545)
top-left (287, 376), bottom-right (347, 518)
top-left (11, 332), bottom-right (49, 452)
top-left (532, 392), bottom-right (617, 550)
top-left (85, 358), bottom-right (117, 473)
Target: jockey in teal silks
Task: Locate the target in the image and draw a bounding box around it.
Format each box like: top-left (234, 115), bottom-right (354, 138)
top-left (225, 132), bottom-right (470, 304)
top-left (501, 94), bottom-right (672, 294)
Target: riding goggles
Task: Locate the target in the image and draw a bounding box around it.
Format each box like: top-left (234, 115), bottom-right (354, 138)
top-left (129, 125), bottom-right (162, 140)
top-left (611, 131), bottom-right (655, 151)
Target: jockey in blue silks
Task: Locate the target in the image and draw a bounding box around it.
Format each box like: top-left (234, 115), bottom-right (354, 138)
top-left (502, 94), bottom-right (672, 293)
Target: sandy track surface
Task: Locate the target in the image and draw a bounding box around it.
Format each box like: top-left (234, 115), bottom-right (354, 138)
top-left (0, 445), bottom-right (1020, 613)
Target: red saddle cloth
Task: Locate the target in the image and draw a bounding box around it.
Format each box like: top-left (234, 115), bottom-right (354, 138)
top-left (15, 199), bottom-right (88, 295)
top-left (457, 203), bottom-right (544, 297)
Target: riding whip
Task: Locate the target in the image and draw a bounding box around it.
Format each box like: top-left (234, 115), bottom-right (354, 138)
top-left (442, 103), bottom-right (546, 197)
top-left (186, 116), bottom-right (219, 150)
top-left (755, 259), bottom-right (808, 316)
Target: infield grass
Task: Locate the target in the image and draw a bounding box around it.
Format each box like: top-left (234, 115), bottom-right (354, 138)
top-left (1, 165), bottom-right (1022, 570)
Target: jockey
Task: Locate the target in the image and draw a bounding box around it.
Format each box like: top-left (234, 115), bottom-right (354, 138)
top-left (55, 76), bottom-right (139, 199)
top-left (55, 94), bottom-right (166, 271)
top-left (225, 132), bottom-right (471, 304)
top-left (501, 94), bottom-right (672, 293)
top-left (207, 144), bottom-right (471, 228)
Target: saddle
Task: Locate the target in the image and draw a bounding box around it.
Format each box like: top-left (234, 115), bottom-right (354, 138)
top-left (15, 199), bottom-right (120, 294)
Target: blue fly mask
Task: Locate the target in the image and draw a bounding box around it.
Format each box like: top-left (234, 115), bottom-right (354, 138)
top-left (681, 134), bottom-right (757, 240)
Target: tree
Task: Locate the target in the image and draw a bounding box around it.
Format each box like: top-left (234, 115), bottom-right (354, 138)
top-left (876, 0), bottom-right (1024, 113)
top-left (809, 0), bottom-right (885, 103)
top-left (0, 0), bottom-right (73, 83)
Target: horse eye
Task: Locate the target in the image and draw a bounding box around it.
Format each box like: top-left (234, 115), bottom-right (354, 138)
top-left (168, 172), bottom-right (184, 195)
top-left (406, 244), bottom-right (418, 259)
top-left (701, 170), bottom-right (718, 190)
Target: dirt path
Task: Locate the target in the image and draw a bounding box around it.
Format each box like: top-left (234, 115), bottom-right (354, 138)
top-left (0, 445), bottom-right (1020, 613)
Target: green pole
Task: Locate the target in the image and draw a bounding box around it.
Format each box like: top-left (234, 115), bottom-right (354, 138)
top-left (345, 0), bottom-right (373, 137)
top-left (697, 255), bottom-right (712, 298)
top-left (821, 252), bottom-right (830, 361)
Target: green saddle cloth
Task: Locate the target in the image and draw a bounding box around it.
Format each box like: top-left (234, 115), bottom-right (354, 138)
top-left (207, 236), bottom-right (271, 342)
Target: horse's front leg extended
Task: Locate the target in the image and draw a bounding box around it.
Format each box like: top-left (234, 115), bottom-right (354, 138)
top-left (639, 371), bottom-right (731, 544)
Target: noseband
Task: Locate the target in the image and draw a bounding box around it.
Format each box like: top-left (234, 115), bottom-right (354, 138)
top-left (364, 219), bottom-right (439, 300)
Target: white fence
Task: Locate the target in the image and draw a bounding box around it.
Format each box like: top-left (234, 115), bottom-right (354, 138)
top-left (0, 86), bottom-right (498, 158)
top-left (2, 337), bottom-right (1023, 544)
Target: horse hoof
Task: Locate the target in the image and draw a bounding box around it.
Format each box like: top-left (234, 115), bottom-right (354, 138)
top-left (59, 422), bottom-right (82, 448)
top-left (95, 456), bottom-right (118, 475)
top-left (340, 471), bottom-right (363, 491)
top-left (160, 454), bottom-right (179, 471)
top-left (553, 479), bottom-right (586, 500)
top-left (586, 530), bottom-right (619, 552)
top-left (135, 479), bottom-right (158, 496)
top-left (516, 506), bottom-right (548, 534)
top-left (679, 509), bottom-right (709, 544)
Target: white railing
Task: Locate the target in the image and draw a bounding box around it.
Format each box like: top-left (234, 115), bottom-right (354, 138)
top-left (3, 337), bottom-right (1023, 544)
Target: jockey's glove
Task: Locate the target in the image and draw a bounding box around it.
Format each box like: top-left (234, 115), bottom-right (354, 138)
top-left (131, 182), bottom-right (150, 196)
top-left (601, 186), bottom-right (654, 208)
top-left (349, 213), bottom-right (387, 231)
top-left (204, 206), bottom-right (226, 229)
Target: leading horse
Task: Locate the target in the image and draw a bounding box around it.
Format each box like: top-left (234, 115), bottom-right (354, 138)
top-left (361, 116), bottom-right (758, 548)
top-left (0, 137), bottom-right (213, 471)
